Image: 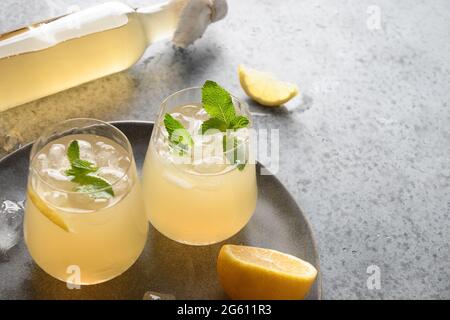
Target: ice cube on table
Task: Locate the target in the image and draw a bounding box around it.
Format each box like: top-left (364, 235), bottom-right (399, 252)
top-left (0, 200), bottom-right (24, 257)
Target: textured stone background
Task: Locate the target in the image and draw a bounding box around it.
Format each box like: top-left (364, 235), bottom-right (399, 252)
top-left (0, 0), bottom-right (449, 299)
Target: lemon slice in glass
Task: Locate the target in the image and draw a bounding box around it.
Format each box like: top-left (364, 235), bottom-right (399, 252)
top-left (27, 188), bottom-right (70, 232)
top-left (238, 65), bottom-right (299, 107)
top-left (217, 244), bottom-right (317, 300)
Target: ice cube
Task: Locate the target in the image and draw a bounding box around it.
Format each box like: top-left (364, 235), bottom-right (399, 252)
top-left (179, 104), bottom-right (199, 117)
top-left (194, 107), bottom-right (209, 120)
top-left (48, 144), bottom-right (68, 168)
top-left (94, 198), bottom-right (109, 205)
top-left (96, 167), bottom-right (125, 184)
top-left (40, 168), bottom-right (74, 190)
top-left (42, 168), bottom-right (71, 182)
top-left (0, 200), bottom-right (24, 257)
top-left (97, 167), bottom-right (131, 196)
top-left (47, 191), bottom-right (68, 207)
top-left (34, 153), bottom-right (49, 171)
top-left (170, 112), bottom-right (190, 128)
top-left (78, 140), bottom-right (96, 164)
top-left (95, 141), bottom-right (115, 151)
top-left (95, 142), bottom-right (118, 167)
top-left (171, 108), bottom-right (205, 132)
top-left (191, 156), bottom-right (227, 174)
top-left (116, 156), bottom-right (131, 169)
top-left (195, 133), bottom-right (224, 158)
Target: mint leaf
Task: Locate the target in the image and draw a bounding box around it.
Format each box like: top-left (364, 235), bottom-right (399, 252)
top-left (233, 137), bottom-right (248, 171)
top-left (201, 117), bottom-right (227, 134)
top-left (164, 113), bottom-right (193, 151)
top-left (66, 141), bottom-right (98, 173)
top-left (65, 159), bottom-right (97, 177)
top-left (65, 167), bottom-right (85, 177)
top-left (230, 116), bottom-right (250, 130)
top-left (223, 135), bottom-right (248, 171)
top-left (65, 139), bottom-right (114, 198)
top-left (199, 81), bottom-right (251, 171)
top-left (75, 186), bottom-right (113, 199)
top-left (67, 140), bottom-right (80, 163)
top-left (202, 80), bottom-right (236, 125)
top-left (72, 174), bottom-right (114, 197)
top-left (72, 159), bottom-right (97, 172)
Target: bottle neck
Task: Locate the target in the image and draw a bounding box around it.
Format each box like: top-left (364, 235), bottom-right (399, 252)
top-left (136, 0), bottom-right (187, 46)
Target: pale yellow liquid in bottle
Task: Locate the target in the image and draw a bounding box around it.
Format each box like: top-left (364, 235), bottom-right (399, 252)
top-left (24, 134), bottom-right (148, 285)
top-left (0, 1), bottom-right (185, 111)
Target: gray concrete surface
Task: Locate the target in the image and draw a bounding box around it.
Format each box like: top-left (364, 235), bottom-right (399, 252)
top-left (0, 0), bottom-right (449, 299)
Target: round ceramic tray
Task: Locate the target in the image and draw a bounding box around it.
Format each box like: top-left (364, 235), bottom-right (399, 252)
top-left (0, 121), bottom-right (321, 300)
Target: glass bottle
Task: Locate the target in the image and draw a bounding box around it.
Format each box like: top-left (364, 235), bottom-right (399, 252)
top-left (0, 0), bottom-right (227, 112)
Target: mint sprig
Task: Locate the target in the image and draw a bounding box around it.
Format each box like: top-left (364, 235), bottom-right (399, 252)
top-left (200, 81), bottom-right (250, 170)
top-left (162, 81), bottom-right (250, 171)
top-left (72, 175), bottom-right (114, 198)
top-left (65, 140), bottom-right (114, 198)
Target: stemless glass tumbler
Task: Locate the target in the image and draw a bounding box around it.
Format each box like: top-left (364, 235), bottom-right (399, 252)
top-left (24, 119), bottom-right (148, 285)
top-left (143, 87), bottom-right (258, 245)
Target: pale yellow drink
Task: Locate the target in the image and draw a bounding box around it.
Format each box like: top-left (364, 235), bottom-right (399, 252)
top-left (143, 99), bottom-right (257, 245)
top-left (24, 121), bottom-right (148, 285)
top-left (0, 1), bottom-right (185, 111)
top-left (0, 0), bottom-right (226, 111)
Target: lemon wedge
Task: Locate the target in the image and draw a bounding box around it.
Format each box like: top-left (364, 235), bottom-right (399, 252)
top-left (238, 65), bottom-right (299, 107)
top-left (27, 188), bottom-right (70, 232)
top-left (217, 244), bottom-right (317, 300)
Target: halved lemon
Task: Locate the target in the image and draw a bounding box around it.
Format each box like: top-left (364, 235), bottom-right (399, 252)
top-left (238, 65), bottom-right (299, 107)
top-left (27, 188), bottom-right (70, 232)
top-left (217, 244), bottom-right (317, 300)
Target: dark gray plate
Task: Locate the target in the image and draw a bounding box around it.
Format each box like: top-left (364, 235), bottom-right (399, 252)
top-left (0, 121), bottom-right (321, 300)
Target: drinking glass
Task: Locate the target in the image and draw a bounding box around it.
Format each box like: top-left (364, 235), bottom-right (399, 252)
top-left (142, 87), bottom-right (257, 245)
top-left (24, 118), bottom-right (148, 285)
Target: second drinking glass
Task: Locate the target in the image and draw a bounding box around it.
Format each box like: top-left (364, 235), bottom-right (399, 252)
top-left (24, 119), bottom-right (148, 285)
top-left (143, 87), bottom-right (258, 245)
